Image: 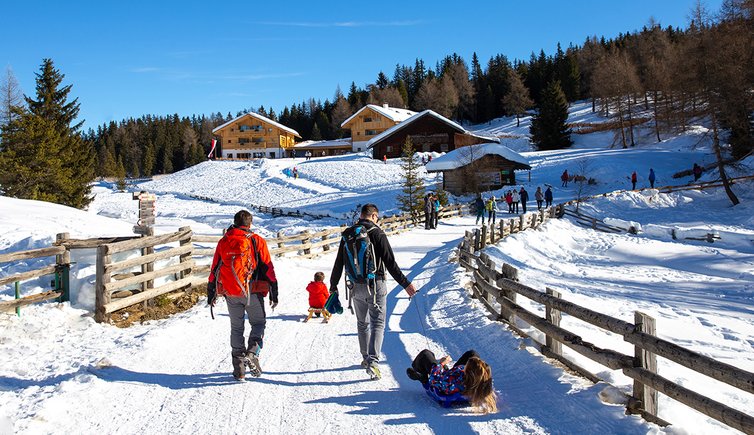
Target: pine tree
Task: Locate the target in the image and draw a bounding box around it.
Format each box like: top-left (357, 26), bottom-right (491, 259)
top-left (115, 156), bottom-right (127, 191)
top-left (0, 59), bottom-right (94, 208)
top-left (530, 80), bottom-right (572, 150)
top-left (396, 137), bottom-right (426, 221)
top-left (142, 141), bottom-right (156, 176)
top-left (310, 122), bottom-right (322, 141)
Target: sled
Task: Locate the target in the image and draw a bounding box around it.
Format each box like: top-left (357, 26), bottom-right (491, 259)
top-left (423, 383), bottom-right (469, 408)
top-left (303, 307), bottom-right (331, 323)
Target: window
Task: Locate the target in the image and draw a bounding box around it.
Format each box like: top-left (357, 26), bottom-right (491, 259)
top-left (386, 146), bottom-right (392, 153)
top-left (356, 132), bottom-right (360, 136)
top-left (440, 143), bottom-right (449, 152)
top-left (239, 138), bottom-right (250, 144)
top-left (365, 129), bottom-right (378, 136)
top-left (364, 117), bottom-right (373, 123)
top-left (227, 153), bottom-right (234, 159)
top-left (227, 140), bottom-right (231, 143)
top-left (237, 153), bottom-right (251, 159)
top-left (239, 125), bottom-right (264, 132)
top-left (269, 152), bottom-right (275, 158)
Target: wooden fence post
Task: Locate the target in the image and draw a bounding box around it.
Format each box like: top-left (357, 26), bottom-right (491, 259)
top-left (489, 222), bottom-right (496, 244)
top-left (301, 230), bottom-right (311, 256)
top-left (519, 215), bottom-right (525, 232)
top-left (55, 233), bottom-right (71, 302)
top-left (473, 229), bottom-right (481, 251)
top-left (632, 311), bottom-right (658, 416)
top-left (545, 288), bottom-right (562, 357)
top-left (178, 226), bottom-right (193, 291)
top-left (498, 263), bottom-right (518, 323)
top-left (142, 226), bottom-right (155, 309)
top-left (322, 233), bottom-right (331, 252)
top-left (95, 245), bottom-right (112, 323)
top-left (480, 226), bottom-right (488, 249)
top-left (499, 220), bottom-right (505, 239)
top-left (276, 231), bottom-right (285, 257)
top-left (510, 219), bottom-right (515, 235)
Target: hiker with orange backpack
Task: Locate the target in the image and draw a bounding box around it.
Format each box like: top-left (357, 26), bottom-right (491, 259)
top-left (207, 210), bottom-right (278, 380)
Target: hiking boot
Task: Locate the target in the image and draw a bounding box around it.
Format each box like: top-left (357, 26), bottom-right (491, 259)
top-left (243, 352), bottom-right (262, 378)
top-left (366, 362), bottom-right (381, 380)
top-left (360, 358), bottom-right (369, 369)
top-left (233, 372), bottom-right (245, 381)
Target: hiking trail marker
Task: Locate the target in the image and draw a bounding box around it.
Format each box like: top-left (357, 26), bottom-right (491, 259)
top-left (133, 191), bottom-right (156, 235)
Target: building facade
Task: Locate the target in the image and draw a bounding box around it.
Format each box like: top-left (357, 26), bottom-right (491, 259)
top-left (212, 112), bottom-right (301, 159)
top-left (340, 104), bottom-right (416, 152)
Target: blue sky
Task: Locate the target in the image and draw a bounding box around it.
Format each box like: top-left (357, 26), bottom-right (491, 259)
top-left (1, 0), bottom-right (723, 131)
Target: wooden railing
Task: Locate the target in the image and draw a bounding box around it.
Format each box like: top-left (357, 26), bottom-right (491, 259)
top-left (457, 233), bottom-right (754, 433)
top-left (466, 206), bottom-right (562, 250)
top-left (94, 227), bottom-right (194, 323)
top-left (0, 233), bottom-right (71, 315)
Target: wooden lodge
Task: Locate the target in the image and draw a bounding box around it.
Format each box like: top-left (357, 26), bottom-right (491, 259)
top-left (425, 143), bottom-right (531, 195)
top-left (292, 139), bottom-right (352, 158)
top-left (212, 112), bottom-right (301, 159)
top-left (366, 110), bottom-right (496, 160)
top-left (340, 104), bottom-right (416, 153)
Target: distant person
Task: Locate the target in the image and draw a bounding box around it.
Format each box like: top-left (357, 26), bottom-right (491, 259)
top-left (433, 194), bottom-right (441, 229)
top-left (631, 171), bottom-right (637, 190)
top-left (293, 166), bottom-right (299, 179)
top-left (486, 196), bottom-right (497, 225)
top-left (519, 187), bottom-right (529, 213)
top-left (648, 168), bottom-right (656, 188)
top-left (330, 204), bottom-right (418, 380)
top-left (406, 349), bottom-right (497, 414)
top-left (424, 193), bottom-right (434, 230)
top-left (544, 186), bottom-right (553, 208)
top-left (561, 170), bottom-right (569, 187)
top-left (475, 195), bottom-right (486, 225)
top-left (207, 210), bottom-right (278, 380)
top-left (505, 191), bottom-right (513, 213)
top-left (383, 154), bottom-right (387, 164)
top-left (421, 155), bottom-right (426, 165)
top-left (693, 163), bottom-right (702, 182)
top-left (511, 189), bottom-right (520, 214)
top-left (535, 187), bottom-right (544, 210)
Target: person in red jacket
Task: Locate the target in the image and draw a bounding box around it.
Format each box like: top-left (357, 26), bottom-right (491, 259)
top-left (207, 210), bottom-right (278, 380)
top-left (306, 272), bottom-right (329, 310)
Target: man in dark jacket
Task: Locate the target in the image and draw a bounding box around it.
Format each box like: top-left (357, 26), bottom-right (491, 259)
top-left (330, 204), bottom-right (417, 380)
top-left (520, 187), bottom-right (529, 213)
top-left (545, 186), bottom-right (553, 207)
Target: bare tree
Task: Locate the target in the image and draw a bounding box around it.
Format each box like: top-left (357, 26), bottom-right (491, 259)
top-left (592, 50), bottom-right (642, 148)
top-left (573, 158), bottom-right (593, 212)
top-left (502, 70), bottom-right (533, 127)
top-left (0, 66), bottom-right (24, 129)
top-left (414, 75), bottom-right (459, 118)
top-left (366, 86), bottom-right (405, 108)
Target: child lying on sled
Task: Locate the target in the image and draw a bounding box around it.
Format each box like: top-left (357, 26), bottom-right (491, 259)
top-left (406, 349), bottom-right (497, 413)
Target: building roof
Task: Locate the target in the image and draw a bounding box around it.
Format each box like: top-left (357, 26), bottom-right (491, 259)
top-left (424, 142), bottom-right (531, 172)
top-left (212, 112), bottom-right (302, 138)
top-left (293, 139), bottom-right (352, 149)
top-left (340, 104), bottom-right (416, 128)
top-left (365, 109), bottom-right (497, 148)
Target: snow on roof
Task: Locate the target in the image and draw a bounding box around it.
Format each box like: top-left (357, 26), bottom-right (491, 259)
top-left (424, 142), bottom-right (531, 172)
top-left (365, 110), bottom-right (497, 148)
top-left (212, 112), bottom-right (302, 138)
top-left (340, 104), bottom-right (416, 128)
top-left (293, 139), bottom-right (351, 149)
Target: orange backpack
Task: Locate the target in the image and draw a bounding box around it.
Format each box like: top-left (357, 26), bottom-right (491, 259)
top-left (214, 229), bottom-right (257, 297)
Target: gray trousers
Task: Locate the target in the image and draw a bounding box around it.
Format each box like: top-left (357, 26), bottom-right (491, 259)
top-left (352, 280), bottom-right (388, 364)
top-left (226, 294), bottom-right (266, 368)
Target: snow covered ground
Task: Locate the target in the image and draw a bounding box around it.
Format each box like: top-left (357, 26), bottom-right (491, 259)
top-left (1, 102), bottom-right (753, 434)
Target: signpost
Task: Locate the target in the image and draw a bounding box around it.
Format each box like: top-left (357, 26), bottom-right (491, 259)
top-left (133, 192), bottom-right (156, 303)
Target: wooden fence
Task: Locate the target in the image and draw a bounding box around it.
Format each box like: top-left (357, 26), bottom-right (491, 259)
top-left (457, 233), bottom-right (754, 433)
top-left (0, 233), bottom-right (71, 315)
top-left (466, 206), bottom-right (562, 250)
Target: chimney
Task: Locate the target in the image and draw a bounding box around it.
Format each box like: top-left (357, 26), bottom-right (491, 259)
top-left (382, 103), bottom-right (389, 108)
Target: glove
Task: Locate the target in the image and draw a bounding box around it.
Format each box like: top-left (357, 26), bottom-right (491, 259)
top-left (207, 281), bottom-right (217, 306)
top-left (269, 281), bottom-right (279, 307)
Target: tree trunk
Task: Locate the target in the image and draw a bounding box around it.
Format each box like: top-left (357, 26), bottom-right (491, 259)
top-left (711, 113), bottom-right (740, 206)
top-left (653, 90), bottom-right (662, 143)
top-left (516, 114), bottom-right (520, 128)
top-left (591, 97), bottom-right (596, 113)
top-left (627, 95), bottom-right (636, 147)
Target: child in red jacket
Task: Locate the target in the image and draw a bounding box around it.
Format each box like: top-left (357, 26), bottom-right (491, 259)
top-left (305, 272), bottom-right (330, 322)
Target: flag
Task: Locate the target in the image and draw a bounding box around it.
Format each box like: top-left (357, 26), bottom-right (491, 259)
top-left (208, 139), bottom-right (217, 158)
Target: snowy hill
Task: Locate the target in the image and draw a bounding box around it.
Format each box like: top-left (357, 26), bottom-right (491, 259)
top-left (1, 101), bottom-right (753, 434)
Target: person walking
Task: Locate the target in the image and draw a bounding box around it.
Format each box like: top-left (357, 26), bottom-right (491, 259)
top-left (511, 189), bottom-right (520, 214)
top-left (561, 170), bottom-right (569, 187)
top-left (631, 171), bottom-right (637, 190)
top-left (505, 191), bottom-right (513, 213)
top-left (544, 186), bottom-right (553, 208)
top-left (432, 194), bottom-right (441, 229)
top-left (330, 204), bottom-right (418, 380)
top-left (519, 187), bottom-right (529, 214)
top-left (486, 196), bottom-right (497, 225)
top-left (383, 154), bottom-right (387, 164)
top-left (207, 210), bottom-right (278, 380)
top-left (648, 168), bottom-right (656, 188)
top-left (424, 193), bottom-right (434, 230)
top-left (475, 195), bottom-right (486, 225)
top-left (535, 187), bottom-right (544, 210)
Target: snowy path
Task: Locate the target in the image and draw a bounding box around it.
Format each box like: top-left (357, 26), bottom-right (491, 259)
top-left (1, 217), bottom-right (648, 434)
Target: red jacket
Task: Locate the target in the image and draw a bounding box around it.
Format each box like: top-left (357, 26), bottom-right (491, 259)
top-left (306, 281), bottom-right (329, 308)
top-left (208, 226), bottom-right (277, 300)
